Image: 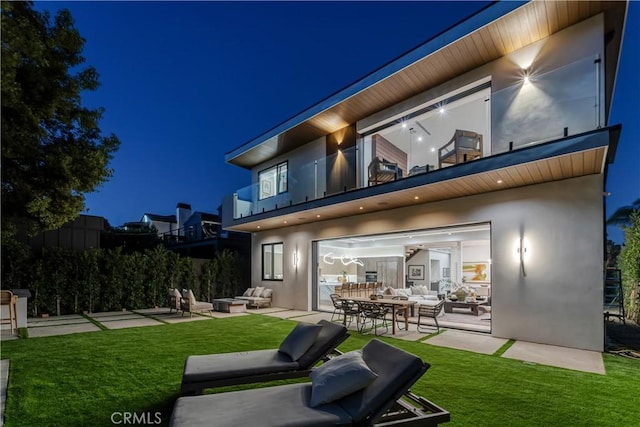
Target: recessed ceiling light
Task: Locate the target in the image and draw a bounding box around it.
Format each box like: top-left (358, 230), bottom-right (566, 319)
top-left (418, 136), bottom-right (422, 141)
top-left (430, 147), bottom-right (435, 152)
top-left (316, 214), bottom-right (321, 218)
top-left (284, 220), bottom-right (288, 224)
top-left (359, 206), bottom-right (363, 210)
top-left (497, 179), bottom-right (503, 184)
top-left (414, 196), bottom-right (419, 200)
top-left (439, 107), bottom-right (445, 114)
top-left (402, 123), bottom-right (407, 128)
top-left (257, 226), bottom-right (261, 229)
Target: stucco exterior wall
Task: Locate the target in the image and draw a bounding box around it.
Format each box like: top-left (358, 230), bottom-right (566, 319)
top-left (251, 174), bottom-right (605, 351)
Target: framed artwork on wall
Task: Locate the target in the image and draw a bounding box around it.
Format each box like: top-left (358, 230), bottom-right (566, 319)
top-left (408, 265), bottom-right (425, 280)
top-left (462, 262), bottom-right (490, 282)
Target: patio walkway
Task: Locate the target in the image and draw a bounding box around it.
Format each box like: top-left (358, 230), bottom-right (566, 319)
top-left (1, 307), bottom-right (606, 374)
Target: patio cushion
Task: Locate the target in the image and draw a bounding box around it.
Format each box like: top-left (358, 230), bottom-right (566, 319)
top-left (170, 383), bottom-right (352, 427)
top-left (187, 290), bottom-right (197, 306)
top-left (261, 288), bottom-right (273, 298)
top-left (242, 288), bottom-right (254, 297)
top-left (338, 339), bottom-right (426, 423)
top-left (296, 320), bottom-right (348, 369)
top-left (278, 323), bottom-right (322, 361)
top-left (254, 286), bottom-right (265, 297)
top-left (182, 349), bottom-right (298, 384)
top-left (309, 350), bottom-right (377, 407)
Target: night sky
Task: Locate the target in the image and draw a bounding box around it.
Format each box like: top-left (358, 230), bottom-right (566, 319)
top-left (35, 1), bottom-right (639, 243)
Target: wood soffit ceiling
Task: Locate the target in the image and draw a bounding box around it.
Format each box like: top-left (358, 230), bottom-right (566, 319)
top-left (229, 1), bottom-right (625, 168)
top-left (226, 146), bottom-right (607, 232)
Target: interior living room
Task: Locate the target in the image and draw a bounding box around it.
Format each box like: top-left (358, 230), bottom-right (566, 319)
top-left (316, 223), bottom-right (491, 332)
top-left (361, 84), bottom-right (490, 187)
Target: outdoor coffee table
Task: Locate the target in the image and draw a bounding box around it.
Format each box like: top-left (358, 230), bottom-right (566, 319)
top-left (443, 300), bottom-right (488, 316)
top-left (212, 299), bottom-right (248, 313)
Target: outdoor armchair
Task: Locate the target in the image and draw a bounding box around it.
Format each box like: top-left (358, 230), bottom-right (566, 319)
top-left (180, 319), bottom-right (349, 395)
top-left (171, 339), bottom-right (450, 427)
top-left (180, 289), bottom-right (213, 317)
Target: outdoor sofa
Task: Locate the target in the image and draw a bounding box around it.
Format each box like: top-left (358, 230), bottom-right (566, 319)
top-left (180, 320), bottom-right (348, 395)
top-left (235, 286), bottom-right (273, 308)
top-left (171, 338), bottom-right (450, 427)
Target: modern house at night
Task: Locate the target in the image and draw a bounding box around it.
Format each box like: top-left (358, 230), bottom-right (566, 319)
top-left (221, 1), bottom-right (628, 352)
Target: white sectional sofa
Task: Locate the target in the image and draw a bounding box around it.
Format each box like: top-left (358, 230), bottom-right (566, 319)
top-left (382, 286), bottom-right (440, 303)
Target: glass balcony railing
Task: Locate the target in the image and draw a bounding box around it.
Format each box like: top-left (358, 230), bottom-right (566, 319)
top-left (231, 55), bottom-right (601, 220)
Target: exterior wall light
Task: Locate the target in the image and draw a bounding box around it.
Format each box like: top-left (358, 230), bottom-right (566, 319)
top-left (515, 237), bottom-right (530, 277)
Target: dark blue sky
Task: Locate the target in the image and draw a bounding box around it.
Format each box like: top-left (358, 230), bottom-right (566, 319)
top-left (37, 1), bottom-right (638, 243)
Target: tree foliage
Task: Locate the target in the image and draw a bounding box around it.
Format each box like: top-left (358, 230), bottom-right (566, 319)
top-left (1, 1), bottom-right (120, 236)
top-left (619, 212), bottom-right (640, 322)
top-left (607, 198), bottom-right (640, 228)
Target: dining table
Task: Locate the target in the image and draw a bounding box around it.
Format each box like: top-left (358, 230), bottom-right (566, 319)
top-left (338, 296), bottom-right (416, 335)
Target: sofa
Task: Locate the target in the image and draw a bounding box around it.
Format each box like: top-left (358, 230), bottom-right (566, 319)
top-left (236, 287), bottom-right (273, 308)
top-left (382, 286), bottom-right (439, 303)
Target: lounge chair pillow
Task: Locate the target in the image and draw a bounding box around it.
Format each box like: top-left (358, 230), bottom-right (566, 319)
top-left (309, 350), bottom-right (378, 407)
top-left (243, 288), bottom-right (254, 297)
top-left (254, 287), bottom-right (265, 298)
top-left (278, 323), bottom-right (322, 362)
top-left (261, 288), bottom-right (273, 298)
top-left (172, 288), bottom-right (182, 300)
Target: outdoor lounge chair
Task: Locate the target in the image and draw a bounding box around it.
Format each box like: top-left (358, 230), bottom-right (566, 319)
top-left (171, 339), bottom-right (450, 427)
top-left (180, 320), bottom-right (349, 395)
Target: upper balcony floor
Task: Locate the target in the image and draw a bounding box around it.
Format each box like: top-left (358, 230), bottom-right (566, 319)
top-left (221, 1), bottom-right (627, 232)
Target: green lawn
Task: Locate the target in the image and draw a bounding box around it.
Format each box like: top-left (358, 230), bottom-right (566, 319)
top-left (2, 315), bottom-right (639, 426)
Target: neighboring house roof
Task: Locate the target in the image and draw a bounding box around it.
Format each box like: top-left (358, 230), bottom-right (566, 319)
top-left (199, 212), bottom-right (221, 223)
top-left (224, 1), bottom-right (625, 169)
top-left (143, 213), bottom-right (177, 223)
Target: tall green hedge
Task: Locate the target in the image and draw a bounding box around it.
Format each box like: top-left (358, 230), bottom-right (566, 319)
top-left (619, 213), bottom-right (640, 322)
top-left (1, 243), bottom-right (245, 316)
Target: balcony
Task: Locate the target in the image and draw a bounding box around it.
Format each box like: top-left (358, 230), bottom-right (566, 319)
top-left (225, 55), bottom-right (610, 231)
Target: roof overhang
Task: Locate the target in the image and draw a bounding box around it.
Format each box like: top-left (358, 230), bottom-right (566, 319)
top-left (225, 1), bottom-right (627, 169)
top-left (224, 126), bottom-right (620, 232)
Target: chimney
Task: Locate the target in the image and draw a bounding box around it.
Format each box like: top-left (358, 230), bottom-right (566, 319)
top-left (176, 202), bottom-right (192, 235)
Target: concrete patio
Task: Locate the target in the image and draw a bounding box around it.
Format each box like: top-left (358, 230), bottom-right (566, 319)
top-left (1, 306), bottom-right (607, 375)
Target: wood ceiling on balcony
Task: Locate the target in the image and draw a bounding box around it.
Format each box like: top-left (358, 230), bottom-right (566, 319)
top-left (228, 1), bottom-right (624, 168)
top-left (226, 145), bottom-right (607, 232)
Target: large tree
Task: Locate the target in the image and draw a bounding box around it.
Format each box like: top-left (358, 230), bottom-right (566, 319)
top-left (1, 1), bottom-right (120, 236)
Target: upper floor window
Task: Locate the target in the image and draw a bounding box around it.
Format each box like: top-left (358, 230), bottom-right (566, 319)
top-left (259, 162), bottom-right (288, 200)
top-left (262, 242), bottom-right (283, 281)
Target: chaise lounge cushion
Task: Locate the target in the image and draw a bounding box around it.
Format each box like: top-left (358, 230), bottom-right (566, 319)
top-left (171, 383), bottom-right (352, 427)
top-left (309, 350), bottom-right (377, 407)
top-left (278, 322), bottom-right (322, 361)
top-left (171, 339), bottom-right (429, 427)
top-left (182, 349), bottom-right (298, 384)
top-left (338, 339), bottom-right (426, 423)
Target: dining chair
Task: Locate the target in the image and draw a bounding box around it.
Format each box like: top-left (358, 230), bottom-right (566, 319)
top-left (356, 301), bottom-right (390, 336)
top-left (391, 296), bottom-right (409, 331)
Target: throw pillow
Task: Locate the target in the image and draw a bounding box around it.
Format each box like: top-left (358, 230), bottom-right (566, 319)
top-left (261, 289), bottom-right (273, 298)
top-left (172, 289), bottom-right (181, 300)
top-left (420, 285), bottom-right (430, 295)
top-left (396, 288), bottom-right (409, 298)
top-left (242, 288), bottom-right (254, 297)
top-left (278, 323), bottom-right (322, 361)
top-left (411, 286), bottom-right (424, 295)
top-left (254, 286), bottom-right (265, 298)
top-left (309, 350), bottom-right (378, 407)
